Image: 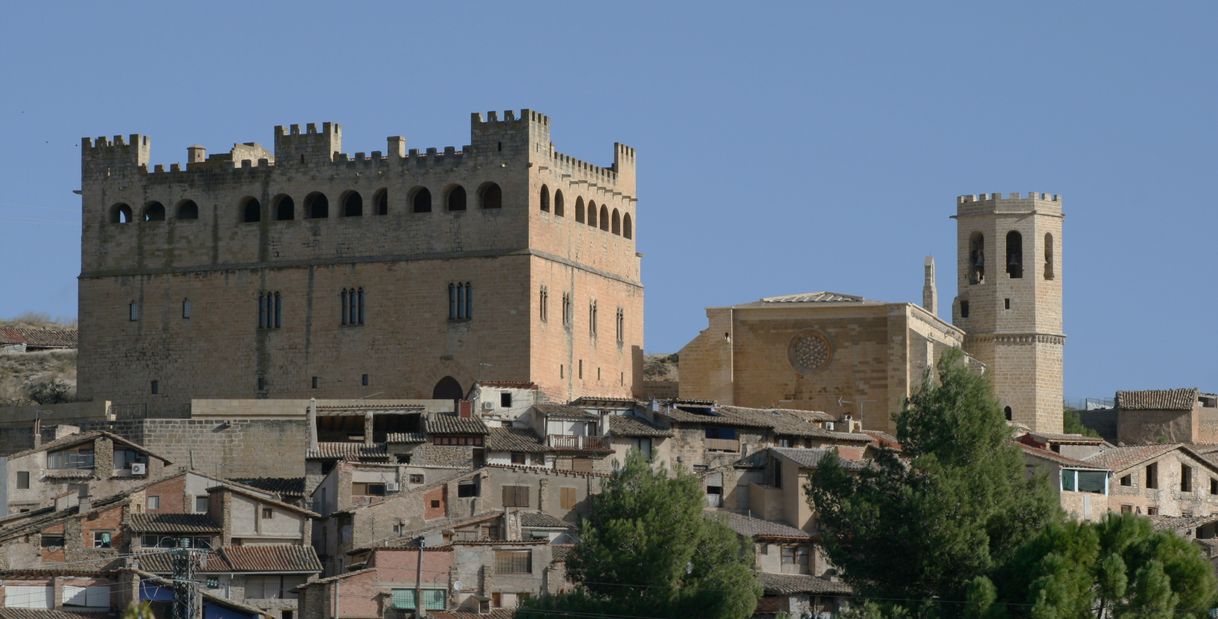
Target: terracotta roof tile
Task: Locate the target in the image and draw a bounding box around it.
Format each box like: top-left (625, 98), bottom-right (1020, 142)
top-left (1116, 388), bottom-right (1199, 411)
top-left (709, 512), bottom-right (812, 540)
top-left (0, 610), bottom-right (101, 619)
top-left (306, 442), bottom-right (389, 461)
top-left (0, 326), bottom-right (77, 348)
top-left (475, 381), bottom-right (538, 389)
top-left (1017, 442), bottom-right (1108, 470)
top-left (142, 544), bottom-right (321, 574)
top-left (485, 427), bottom-right (549, 453)
top-left (230, 477), bottom-right (306, 498)
top-left (607, 415), bottom-right (672, 438)
top-left (1083, 444), bottom-right (1181, 472)
top-left (126, 513), bottom-right (221, 534)
top-left (533, 403), bottom-right (599, 420)
top-left (385, 432), bottom-right (427, 444)
top-left (772, 448), bottom-right (867, 470)
top-left (518, 512), bottom-right (572, 529)
top-left (758, 572), bottom-right (853, 595)
top-left (425, 413), bottom-right (489, 435)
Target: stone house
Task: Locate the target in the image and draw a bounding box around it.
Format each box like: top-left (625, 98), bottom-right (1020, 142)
top-left (0, 430), bottom-right (171, 515)
top-left (1114, 388), bottom-right (1218, 445)
top-left (605, 413), bottom-right (673, 469)
top-left (1083, 444), bottom-right (1218, 518)
top-left (522, 404), bottom-right (613, 473)
top-left (1018, 442), bottom-right (1112, 522)
top-left (755, 572), bottom-right (853, 618)
top-left (0, 326), bottom-right (77, 353)
top-left (737, 447), bottom-right (868, 533)
top-left (138, 545), bottom-right (321, 619)
top-left (296, 547), bottom-right (454, 619)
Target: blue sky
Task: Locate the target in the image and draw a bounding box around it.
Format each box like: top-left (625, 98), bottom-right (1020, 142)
top-left (2, 2), bottom-right (1215, 403)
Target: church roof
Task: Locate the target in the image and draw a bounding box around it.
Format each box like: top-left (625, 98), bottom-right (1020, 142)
top-left (759, 291), bottom-right (865, 304)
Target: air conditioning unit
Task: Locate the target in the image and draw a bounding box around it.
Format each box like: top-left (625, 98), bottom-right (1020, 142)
top-left (385, 482), bottom-right (400, 493)
top-left (481, 401), bottom-right (494, 412)
top-left (130, 463), bottom-right (147, 476)
top-left (824, 422), bottom-right (835, 432)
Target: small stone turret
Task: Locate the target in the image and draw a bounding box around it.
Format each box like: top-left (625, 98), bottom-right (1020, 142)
top-left (922, 256), bottom-right (937, 316)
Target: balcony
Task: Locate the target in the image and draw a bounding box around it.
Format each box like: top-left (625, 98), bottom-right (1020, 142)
top-left (547, 435), bottom-right (611, 451)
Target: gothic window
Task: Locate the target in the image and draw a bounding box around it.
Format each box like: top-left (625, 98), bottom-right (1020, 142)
top-left (1006, 231), bottom-right (1023, 279)
top-left (357, 288), bottom-right (365, 325)
top-left (128, 301), bottom-right (139, 321)
top-left (176, 200), bottom-right (199, 221)
top-left (142, 202), bottom-right (166, 222)
top-left (623, 213), bottom-right (633, 239)
top-left (968, 232), bottom-right (985, 285)
top-left (479, 183), bottom-right (502, 209)
top-left (611, 209), bottom-right (621, 235)
top-left (599, 205), bottom-right (609, 231)
top-left (182, 298), bottom-right (191, 320)
top-left (341, 191), bottom-right (363, 217)
top-left (616, 308), bottom-right (624, 343)
top-left (373, 188), bottom-right (388, 216)
top-left (540, 286), bottom-right (548, 322)
top-left (589, 300), bottom-right (598, 337)
top-left (259, 291), bottom-right (283, 329)
top-left (446, 186), bottom-right (467, 211)
top-left (539, 185), bottom-right (550, 212)
top-left (411, 187), bottom-right (432, 213)
top-left (1044, 233), bottom-right (1055, 280)
top-left (273, 195), bottom-right (295, 220)
top-left (587, 201), bottom-right (598, 227)
top-left (449, 282), bottom-right (473, 320)
top-left (304, 192), bottom-right (329, 219)
top-left (562, 293), bottom-right (572, 327)
top-left (241, 197), bottom-right (261, 223)
top-left (554, 189), bottom-right (565, 216)
top-left (110, 203), bottom-right (133, 224)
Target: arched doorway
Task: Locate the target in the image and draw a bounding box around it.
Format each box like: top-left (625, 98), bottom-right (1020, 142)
top-left (432, 376), bottom-right (463, 401)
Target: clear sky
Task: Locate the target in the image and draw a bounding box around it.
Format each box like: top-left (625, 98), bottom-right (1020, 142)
top-left (2, 2), bottom-right (1215, 403)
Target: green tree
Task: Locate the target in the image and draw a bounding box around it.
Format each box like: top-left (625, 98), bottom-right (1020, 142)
top-left (517, 450), bottom-right (761, 619)
top-left (121, 602), bottom-right (155, 619)
top-left (1063, 408), bottom-right (1099, 438)
top-left (808, 348), bottom-right (1060, 616)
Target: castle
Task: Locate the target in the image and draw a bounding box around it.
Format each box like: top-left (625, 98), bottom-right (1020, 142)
top-left (680, 192), bottom-right (1065, 434)
top-left (75, 110), bottom-right (643, 415)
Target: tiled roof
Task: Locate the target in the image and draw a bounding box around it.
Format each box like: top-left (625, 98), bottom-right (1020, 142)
top-left (772, 448), bottom-right (868, 470)
top-left (142, 544), bottom-right (321, 574)
top-left (533, 403), bottom-right (600, 420)
top-left (0, 326), bottom-right (77, 348)
top-left (758, 572), bottom-right (853, 595)
top-left (475, 381), bottom-right (538, 389)
top-left (1017, 443), bottom-right (1108, 470)
top-left (519, 512), bottom-right (572, 529)
top-left (663, 405), bottom-right (850, 440)
top-left (385, 432), bottom-right (427, 444)
top-left (306, 442), bottom-right (389, 461)
top-left (709, 511), bottom-right (812, 540)
top-left (1116, 388), bottom-right (1199, 411)
top-left (1083, 444), bottom-right (1181, 472)
top-left (608, 415), bottom-right (672, 438)
top-left (760, 291), bottom-right (864, 304)
top-left (230, 477), bottom-right (306, 498)
top-left (863, 430), bottom-right (902, 450)
top-left (425, 413), bottom-right (489, 435)
top-left (663, 406), bottom-right (775, 429)
top-left (43, 470), bottom-right (95, 480)
top-left (1027, 432), bottom-right (1107, 446)
top-left (429, 610), bottom-right (516, 619)
top-left (126, 513), bottom-right (221, 533)
top-left (571, 396), bottom-right (639, 406)
top-left (485, 427), bottom-right (549, 453)
top-left (0, 610), bottom-right (101, 619)
top-left (550, 544), bottom-right (574, 562)
top-left (7, 430), bottom-right (168, 463)
top-left (210, 485), bottom-right (319, 518)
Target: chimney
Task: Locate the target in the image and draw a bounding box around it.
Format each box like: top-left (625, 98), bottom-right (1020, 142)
top-left (457, 400), bottom-right (472, 419)
top-left (307, 399), bottom-right (319, 452)
top-left (32, 418), bottom-right (42, 448)
top-left (922, 256), bottom-right (937, 316)
top-left (187, 145), bottom-right (207, 163)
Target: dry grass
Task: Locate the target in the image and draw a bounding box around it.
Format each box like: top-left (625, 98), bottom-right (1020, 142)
top-left (644, 353), bottom-right (678, 382)
top-left (0, 348), bottom-right (77, 406)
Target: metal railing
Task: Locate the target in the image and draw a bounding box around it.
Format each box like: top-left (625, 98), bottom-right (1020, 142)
top-left (546, 435), bottom-right (610, 450)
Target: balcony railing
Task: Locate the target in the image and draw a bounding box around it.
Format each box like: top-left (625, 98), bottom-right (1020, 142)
top-left (547, 435), bottom-right (610, 451)
top-left (705, 438), bottom-right (740, 453)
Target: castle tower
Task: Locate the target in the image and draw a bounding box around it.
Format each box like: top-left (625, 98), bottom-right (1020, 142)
top-left (952, 192), bottom-right (1063, 432)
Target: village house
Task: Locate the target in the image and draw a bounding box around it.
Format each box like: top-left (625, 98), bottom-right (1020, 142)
top-left (1018, 441), bottom-right (1112, 522)
top-left (1114, 388), bottom-right (1218, 445)
top-left (1083, 443), bottom-right (1218, 518)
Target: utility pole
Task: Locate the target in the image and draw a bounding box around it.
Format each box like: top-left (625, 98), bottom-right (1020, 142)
top-left (171, 542), bottom-right (195, 619)
top-left (414, 537), bottom-right (426, 618)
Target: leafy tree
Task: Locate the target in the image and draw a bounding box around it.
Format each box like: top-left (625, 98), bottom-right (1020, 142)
top-left (121, 602), bottom-right (155, 619)
top-left (808, 348), bottom-right (1060, 616)
top-left (980, 513), bottom-right (1216, 618)
top-left (1063, 407), bottom-right (1099, 438)
top-left (517, 450), bottom-right (761, 619)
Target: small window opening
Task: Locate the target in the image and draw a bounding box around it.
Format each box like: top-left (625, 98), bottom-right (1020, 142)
top-left (412, 187), bottom-right (432, 213)
top-left (446, 186), bottom-right (467, 211)
top-left (479, 183), bottom-right (502, 209)
top-left (1120, 474), bottom-right (1132, 487)
top-left (182, 298), bottom-right (191, 319)
top-left (554, 190), bottom-right (565, 217)
top-left (588, 201), bottom-right (598, 227)
top-left (968, 232), bottom-right (985, 284)
top-left (129, 301), bottom-right (140, 322)
top-left (623, 213), bottom-right (633, 239)
top-left (960, 301), bottom-right (970, 318)
top-left (305, 192), bottom-right (329, 219)
top-left (501, 392), bottom-right (512, 408)
top-left (341, 191), bottom-right (363, 217)
top-left (362, 374), bottom-right (369, 387)
top-left (1146, 462), bottom-right (1158, 489)
top-left (273, 195), bottom-right (295, 220)
top-left (1006, 230), bottom-right (1023, 278)
top-left (575, 197), bottom-right (585, 223)
top-left (111, 203), bottom-right (133, 224)
top-left (151, 380), bottom-right (159, 395)
top-left (176, 200), bottom-right (199, 221)
top-left (1044, 232), bottom-right (1055, 280)
top-left (241, 197), bottom-right (262, 223)
top-left (143, 202), bottom-right (166, 222)
top-left (1182, 465), bottom-right (1193, 492)
top-left (539, 185), bottom-right (550, 212)
top-left (1003, 406), bottom-right (1012, 421)
top-left (1004, 298), bottom-right (1011, 310)
top-left (312, 376), bottom-right (319, 389)
top-left (373, 189), bottom-right (388, 216)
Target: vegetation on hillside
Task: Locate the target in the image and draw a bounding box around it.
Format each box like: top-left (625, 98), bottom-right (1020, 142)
top-left (0, 314), bottom-right (78, 406)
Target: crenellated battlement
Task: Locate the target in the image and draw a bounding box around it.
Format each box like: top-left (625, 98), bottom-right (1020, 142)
top-left (957, 192), bottom-right (1061, 205)
top-left (81, 133), bottom-right (151, 176)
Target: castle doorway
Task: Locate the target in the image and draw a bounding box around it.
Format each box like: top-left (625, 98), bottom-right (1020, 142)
top-left (432, 376), bottom-right (463, 401)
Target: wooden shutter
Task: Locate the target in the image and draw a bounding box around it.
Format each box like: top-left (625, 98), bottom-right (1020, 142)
top-left (560, 487), bottom-right (577, 509)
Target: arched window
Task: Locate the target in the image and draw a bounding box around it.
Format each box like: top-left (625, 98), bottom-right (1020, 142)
top-left (273, 195), bottom-right (295, 221)
top-left (110, 203), bottom-right (133, 224)
top-left (373, 189), bottom-right (388, 216)
top-left (340, 289), bottom-right (349, 326)
top-left (611, 209), bottom-right (621, 235)
top-left (1005, 231), bottom-right (1023, 279)
top-left (1044, 233), bottom-right (1055, 280)
top-left (357, 287), bottom-right (365, 325)
top-left (554, 190), bottom-right (565, 217)
top-left (181, 298), bottom-right (191, 319)
top-left (587, 201), bottom-right (598, 227)
top-left (348, 287), bottom-right (358, 325)
top-left (304, 192), bottom-right (329, 219)
top-left (575, 197), bottom-right (585, 223)
top-left (446, 186), bottom-right (467, 211)
top-left (478, 183), bottom-right (502, 209)
top-left (432, 376), bottom-right (463, 401)
top-left (539, 185), bottom-right (550, 212)
top-left (241, 197), bottom-right (261, 223)
top-left (411, 187), bottom-right (432, 213)
top-left (599, 205), bottom-right (609, 231)
top-left (341, 191), bottom-right (363, 217)
top-left (142, 202), bottom-right (165, 222)
top-left (1004, 406), bottom-right (1013, 421)
top-left (968, 232), bottom-right (985, 285)
top-left (623, 213), bottom-right (633, 239)
top-left (175, 200), bottom-right (199, 221)
top-left (309, 192), bottom-right (333, 219)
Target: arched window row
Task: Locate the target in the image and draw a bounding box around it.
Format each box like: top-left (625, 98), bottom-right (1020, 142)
top-left (536, 187), bottom-right (633, 239)
top-left (111, 190), bottom-right (396, 226)
top-left (341, 287), bottom-right (366, 326)
top-left (110, 200), bottom-right (198, 224)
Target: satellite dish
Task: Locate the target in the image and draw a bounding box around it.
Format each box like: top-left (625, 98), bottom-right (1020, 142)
top-left (453, 580), bottom-right (463, 592)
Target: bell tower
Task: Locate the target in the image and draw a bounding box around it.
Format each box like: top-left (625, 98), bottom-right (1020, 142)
top-left (952, 192), bottom-right (1064, 432)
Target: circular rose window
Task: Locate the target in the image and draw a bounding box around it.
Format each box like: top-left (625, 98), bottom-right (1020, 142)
top-left (788, 332), bottom-right (832, 373)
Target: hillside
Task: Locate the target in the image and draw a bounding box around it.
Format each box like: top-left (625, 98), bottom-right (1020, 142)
top-left (0, 316), bottom-right (78, 406)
